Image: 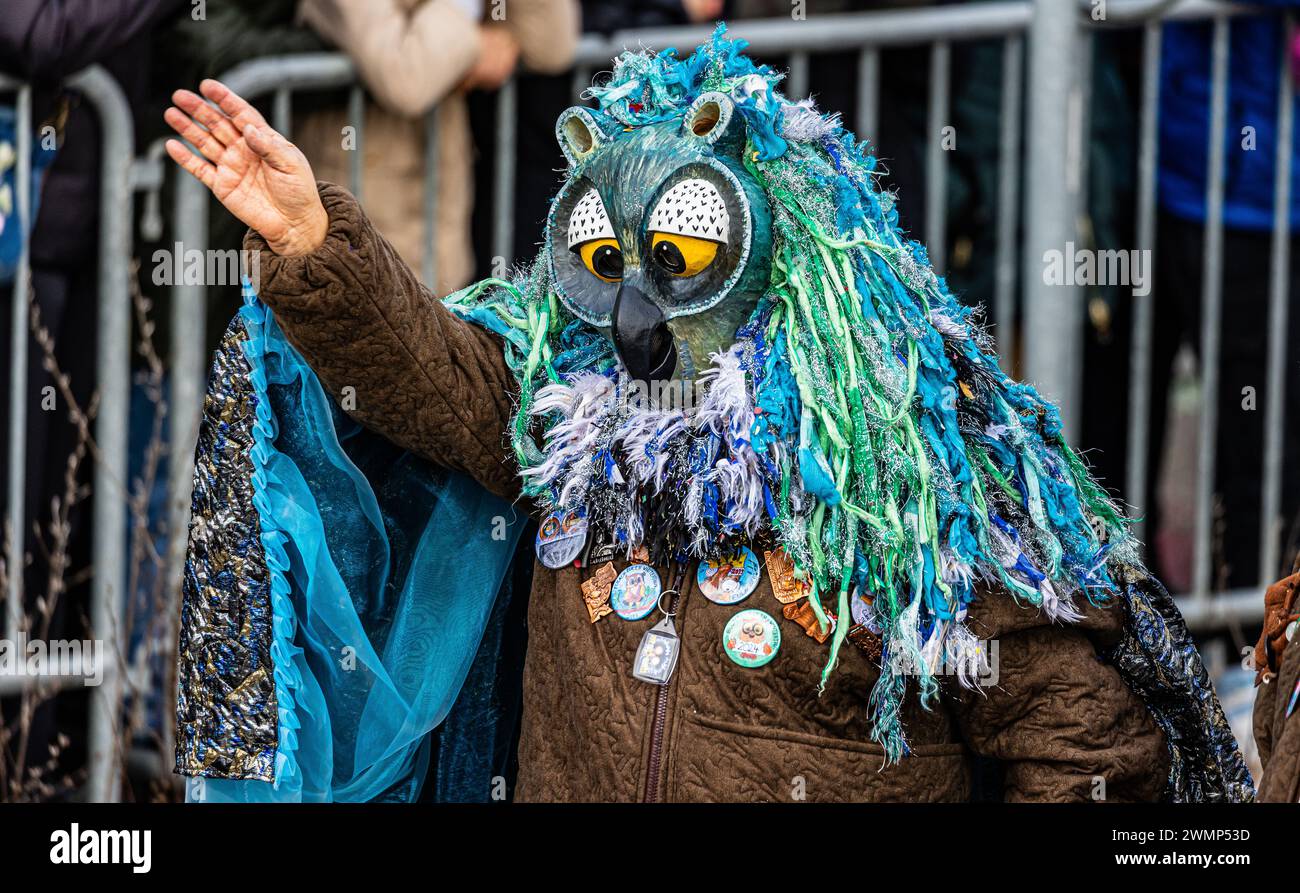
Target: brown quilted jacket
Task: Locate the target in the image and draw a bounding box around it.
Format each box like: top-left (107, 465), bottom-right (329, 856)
top-left (244, 183), bottom-right (1170, 802)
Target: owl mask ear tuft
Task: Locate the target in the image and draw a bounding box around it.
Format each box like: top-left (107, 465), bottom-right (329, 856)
top-left (682, 92), bottom-right (742, 150)
top-left (556, 108), bottom-right (610, 168)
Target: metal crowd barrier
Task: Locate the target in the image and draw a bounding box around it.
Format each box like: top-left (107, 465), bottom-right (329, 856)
top-left (1, 67), bottom-right (133, 803)
top-left (1123, 3), bottom-right (1294, 628)
top-left (0, 0), bottom-right (1291, 801)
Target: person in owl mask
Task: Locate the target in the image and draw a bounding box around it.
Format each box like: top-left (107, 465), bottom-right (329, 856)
top-left (164, 27), bottom-right (1252, 803)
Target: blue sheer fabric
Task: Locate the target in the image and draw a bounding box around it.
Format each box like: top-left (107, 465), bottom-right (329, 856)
top-left (200, 293), bottom-right (522, 803)
top-left (432, 536), bottom-right (532, 802)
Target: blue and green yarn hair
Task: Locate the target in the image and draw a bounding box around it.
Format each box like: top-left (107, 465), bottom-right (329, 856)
top-left (445, 25), bottom-right (1141, 760)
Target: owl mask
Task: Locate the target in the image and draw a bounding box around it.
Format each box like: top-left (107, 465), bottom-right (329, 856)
top-left (547, 94), bottom-right (772, 386)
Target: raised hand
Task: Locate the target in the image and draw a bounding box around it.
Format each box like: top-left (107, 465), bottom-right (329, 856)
top-left (164, 79), bottom-right (328, 257)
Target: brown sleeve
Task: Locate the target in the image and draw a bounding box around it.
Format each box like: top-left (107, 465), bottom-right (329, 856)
top-left (244, 181), bottom-right (520, 501)
top-left (1253, 571), bottom-right (1300, 791)
top-left (944, 599), bottom-right (1168, 802)
top-left (1255, 630), bottom-right (1300, 801)
top-left (1254, 675), bottom-right (1276, 774)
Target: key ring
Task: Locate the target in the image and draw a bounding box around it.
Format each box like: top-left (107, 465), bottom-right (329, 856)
top-left (657, 589), bottom-right (679, 617)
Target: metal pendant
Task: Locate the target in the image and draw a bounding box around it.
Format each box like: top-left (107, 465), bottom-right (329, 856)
top-left (584, 532), bottom-right (620, 568)
top-left (783, 598), bottom-right (834, 644)
top-left (765, 547), bottom-right (810, 605)
top-left (581, 562), bottom-right (617, 623)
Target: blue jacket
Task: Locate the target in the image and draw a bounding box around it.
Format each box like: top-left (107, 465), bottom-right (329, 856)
top-left (1160, 4), bottom-right (1300, 230)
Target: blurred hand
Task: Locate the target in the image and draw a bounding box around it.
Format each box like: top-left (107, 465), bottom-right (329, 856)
top-left (682, 0), bottom-right (724, 24)
top-left (164, 80), bottom-right (328, 257)
top-left (460, 26), bottom-right (521, 92)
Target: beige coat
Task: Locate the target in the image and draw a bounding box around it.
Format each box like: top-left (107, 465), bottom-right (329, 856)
top-left (294, 0), bottom-right (579, 293)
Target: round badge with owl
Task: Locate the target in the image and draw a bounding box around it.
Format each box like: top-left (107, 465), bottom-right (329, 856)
top-left (610, 564), bottom-right (662, 621)
top-left (722, 609), bottom-right (781, 668)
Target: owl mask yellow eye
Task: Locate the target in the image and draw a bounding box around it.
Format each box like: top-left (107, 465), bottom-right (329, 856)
top-left (574, 238), bottom-right (624, 282)
top-left (650, 232), bottom-right (721, 277)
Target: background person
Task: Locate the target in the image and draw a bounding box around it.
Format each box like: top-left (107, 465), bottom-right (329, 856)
top-left (293, 0), bottom-right (580, 294)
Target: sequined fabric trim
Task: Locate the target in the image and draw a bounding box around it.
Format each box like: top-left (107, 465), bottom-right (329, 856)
top-left (174, 316), bottom-right (278, 781)
top-left (1107, 566), bottom-right (1255, 802)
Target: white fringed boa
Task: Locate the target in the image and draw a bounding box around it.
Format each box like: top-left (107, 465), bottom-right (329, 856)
top-left (519, 343), bottom-right (1013, 692)
top-left (522, 344), bottom-right (789, 555)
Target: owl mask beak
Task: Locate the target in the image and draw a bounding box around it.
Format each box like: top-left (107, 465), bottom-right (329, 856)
top-left (613, 282), bottom-right (677, 385)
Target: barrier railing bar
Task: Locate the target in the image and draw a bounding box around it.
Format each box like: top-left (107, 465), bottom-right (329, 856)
top-left (4, 84), bottom-right (31, 643)
top-left (273, 87), bottom-right (292, 140)
top-left (1260, 12), bottom-right (1295, 584)
top-left (1126, 21), bottom-right (1162, 548)
top-left (1022, 0), bottom-right (1083, 435)
top-left (1192, 14), bottom-right (1230, 602)
top-left (1086, 0), bottom-right (1183, 24)
top-left (348, 85), bottom-right (365, 202)
top-left (0, 653), bottom-right (103, 696)
top-left (926, 41), bottom-right (951, 276)
top-left (422, 111), bottom-right (439, 291)
top-left (566, 0), bottom-right (1249, 67)
top-left (1072, 29), bottom-right (1093, 205)
top-left (164, 161), bottom-right (211, 785)
top-left (221, 53), bottom-right (357, 96)
top-left (994, 36), bottom-right (1023, 373)
top-left (1176, 585), bottom-right (1269, 629)
top-left (1090, 0), bottom-right (1257, 27)
top-left (786, 50), bottom-right (809, 100)
top-left (76, 67), bottom-right (134, 804)
top-left (571, 4), bottom-right (1033, 62)
top-left (856, 47), bottom-right (879, 143)
top-left (492, 78), bottom-right (517, 274)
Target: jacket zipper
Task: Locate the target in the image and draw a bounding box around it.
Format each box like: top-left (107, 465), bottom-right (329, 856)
top-left (643, 562), bottom-right (690, 803)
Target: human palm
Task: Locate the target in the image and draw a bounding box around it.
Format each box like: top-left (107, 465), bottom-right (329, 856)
top-left (164, 79), bottom-right (327, 256)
